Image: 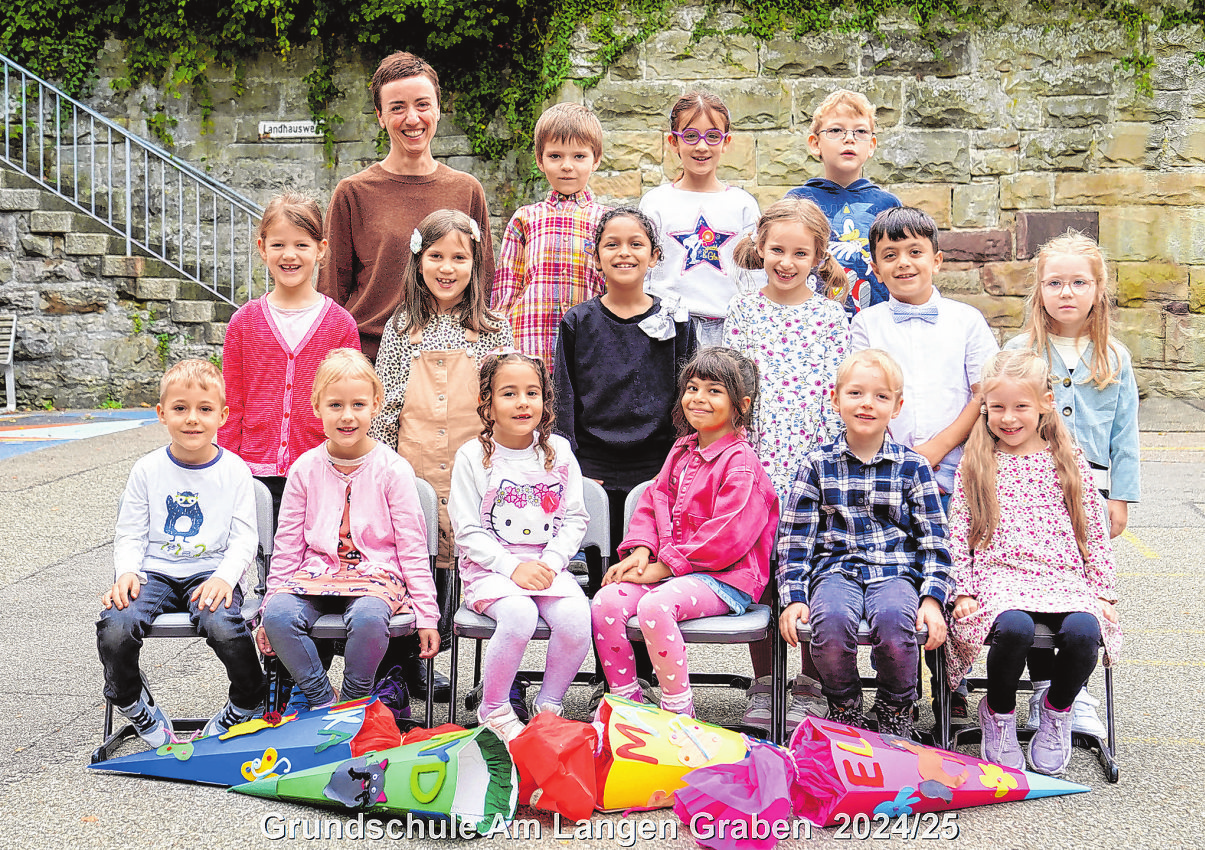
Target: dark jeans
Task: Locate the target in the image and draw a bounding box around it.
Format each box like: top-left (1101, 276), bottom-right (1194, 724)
top-left (810, 574), bottom-right (920, 706)
top-left (986, 610), bottom-right (1100, 714)
top-left (96, 572), bottom-right (265, 709)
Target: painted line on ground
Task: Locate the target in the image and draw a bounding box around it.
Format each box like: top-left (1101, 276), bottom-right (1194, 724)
top-left (1119, 530), bottom-right (1159, 559)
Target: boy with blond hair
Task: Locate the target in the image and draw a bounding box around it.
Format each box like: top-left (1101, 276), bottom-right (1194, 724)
top-left (97, 359), bottom-right (266, 745)
top-left (787, 89), bottom-right (900, 315)
top-left (778, 348), bottom-right (952, 738)
top-left (492, 102), bottom-right (608, 364)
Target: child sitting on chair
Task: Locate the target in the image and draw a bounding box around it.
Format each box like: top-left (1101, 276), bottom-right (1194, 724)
top-left (97, 359), bottom-right (267, 745)
top-left (777, 349), bottom-right (952, 739)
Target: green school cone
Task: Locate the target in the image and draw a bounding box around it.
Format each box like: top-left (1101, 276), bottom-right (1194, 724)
top-left (231, 726), bottom-right (518, 833)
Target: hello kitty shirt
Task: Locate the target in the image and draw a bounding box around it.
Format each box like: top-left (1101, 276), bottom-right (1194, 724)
top-left (449, 432), bottom-right (589, 613)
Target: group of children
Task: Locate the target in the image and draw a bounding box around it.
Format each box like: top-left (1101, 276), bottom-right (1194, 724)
top-left (97, 54), bottom-right (1133, 782)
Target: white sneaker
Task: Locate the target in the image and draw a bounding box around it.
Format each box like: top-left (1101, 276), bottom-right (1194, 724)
top-left (1070, 687), bottom-right (1107, 738)
top-left (786, 674), bottom-right (828, 732)
top-left (1025, 681), bottom-right (1050, 731)
top-left (479, 704), bottom-right (526, 743)
top-left (740, 676), bottom-right (773, 733)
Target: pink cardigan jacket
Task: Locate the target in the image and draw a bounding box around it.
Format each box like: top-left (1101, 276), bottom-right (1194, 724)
top-left (263, 443), bottom-right (439, 628)
top-left (620, 431), bottom-right (779, 600)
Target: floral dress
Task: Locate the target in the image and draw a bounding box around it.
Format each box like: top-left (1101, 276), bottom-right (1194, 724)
top-left (944, 447), bottom-right (1123, 688)
top-left (723, 290), bottom-right (849, 503)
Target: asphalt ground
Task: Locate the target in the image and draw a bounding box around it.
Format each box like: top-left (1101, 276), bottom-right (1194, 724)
top-left (1, 397), bottom-right (1202, 850)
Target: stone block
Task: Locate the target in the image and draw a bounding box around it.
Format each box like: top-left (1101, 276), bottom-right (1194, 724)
top-left (599, 131), bottom-right (663, 172)
top-left (20, 235), bottom-right (54, 258)
top-left (1002, 65), bottom-right (1115, 98)
top-left (794, 79), bottom-right (904, 130)
top-left (979, 23), bottom-right (1128, 72)
top-left (904, 77), bottom-right (1007, 129)
top-left (1044, 96), bottom-right (1109, 128)
top-left (0, 189), bottom-right (40, 211)
top-left (763, 34), bottom-right (857, 77)
top-left (608, 44), bottom-right (642, 82)
top-left (1098, 123), bottom-right (1158, 168)
top-left (588, 82), bottom-right (683, 131)
top-left (1003, 92), bottom-right (1046, 131)
top-left (1114, 307), bottom-right (1165, 366)
top-left (935, 266), bottom-right (982, 295)
top-left (971, 148), bottom-right (1017, 176)
top-left (892, 183), bottom-right (952, 228)
top-left (952, 183), bottom-right (999, 228)
top-left (1100, 205), bottom-right (1205, 264)
top-left (1020, 129), bottom-right (1093, 171)
top-left (1191, 267), bottom-right (1205, 314)
top-left (1117, 85), bottom-right (1185, 123)
top-left (1167, 122), bottom-right (1205, 165)
top-left (204, 322), bottom-right (227, 345)
top-left (1115, 263), bottom-right (1189, 306)
top-left (590, 171), bottom-right (642, 205)
top-left (29, 211), bottom-right (75, 233)
top-left (64, 233), bottom-right (113, 255)
top-left (1016, 211), bottom-right (1099, 260)
top-left (0, 215), bottom-right (18, 252)
top-left (755, 133), bottom-right (813, 183)
top-left (38, 285), bottom-right (110, 314)
top-left (644, 30), bottom-right (758, 79)
top-left (982, 261), bottom-right (1035, 297)
top-left (101, 255), bottom-right (148, 278)
top-left (940, 229), bottom-right (1013, 263)
top-left (716, 134), bottom-right (755, 183)
top-left (865, 130), bottom-right (970, 183)
top-left (171, 300), bottom-right (215, 323)
top-left (863, 31), bottom-right (971, 77)
top-left (1134, 366), bottom-right (1205, 397)
top-left (948, 293), bottom-right (1025, 327)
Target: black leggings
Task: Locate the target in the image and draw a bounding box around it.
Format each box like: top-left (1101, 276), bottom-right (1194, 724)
top-left (986, 610), bottom-right (1100, 714)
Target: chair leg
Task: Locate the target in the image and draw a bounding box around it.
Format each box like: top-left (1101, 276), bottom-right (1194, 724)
top-left (424, 656), bottom-right (435, 729)
top-left (771, 630), bottom-right (786, 745)
top-left (449, 629), bottom-right (460, 726)
top-left (1100, 664), bottom-right (1119, 782)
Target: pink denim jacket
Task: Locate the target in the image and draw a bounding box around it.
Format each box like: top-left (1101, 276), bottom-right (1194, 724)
top-left (620, 430), bottom-right (779, 600)
top-left (263, 442), bottom-right (439, 628)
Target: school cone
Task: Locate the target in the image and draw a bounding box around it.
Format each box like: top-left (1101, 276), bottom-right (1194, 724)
top-left (88, 698), bottom-right (400, 786)
top-left (231, 725), bottom-right (518, 833)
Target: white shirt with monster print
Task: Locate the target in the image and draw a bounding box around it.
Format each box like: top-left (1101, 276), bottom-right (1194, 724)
top-left (449, 432), bottom-right (589, 614)
top-left (113, 445), bottom-right (258, 588)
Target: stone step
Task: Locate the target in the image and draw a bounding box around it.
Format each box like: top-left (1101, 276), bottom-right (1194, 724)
top-left (29, 209), bottom-right (114, 236)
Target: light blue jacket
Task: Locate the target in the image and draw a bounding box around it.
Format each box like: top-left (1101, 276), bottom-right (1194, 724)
top-left (1004, 334), bottom-right (1141, 502)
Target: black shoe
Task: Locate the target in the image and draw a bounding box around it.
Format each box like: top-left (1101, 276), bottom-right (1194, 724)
top-left (510, 675), bottom-right (531, 722)
top-left (828, 694), bottom-right (866, 729)
top-left (871, 699), bottom-right (915, 740)
top-left (404, 660), bottom-right (451, 704)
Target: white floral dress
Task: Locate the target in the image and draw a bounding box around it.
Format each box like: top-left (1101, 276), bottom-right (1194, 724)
top-left (723, 291), bottom-right (849, 503)
top-left (944, 447), bottom-right (1123, 688)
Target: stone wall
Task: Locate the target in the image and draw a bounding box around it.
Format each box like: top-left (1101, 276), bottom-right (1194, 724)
top-left (5, 6), bottom-right (1205, 404)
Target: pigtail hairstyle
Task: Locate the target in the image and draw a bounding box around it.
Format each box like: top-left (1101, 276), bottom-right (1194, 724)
top-left (732, 199), bottom-right (848, 302)
top-left (476, 352), bottom-right (557, 470)
top-left (395, 208), bottom-right (503, 338)
top-left (672, 347), bottom-right (759, 437)
top-left (1022, 230), bottom-right (1119, 390)
top-left (963, 350), bottom-right (1091, 561)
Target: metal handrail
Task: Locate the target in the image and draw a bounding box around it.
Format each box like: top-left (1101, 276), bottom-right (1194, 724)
top-left (0, 53), bottom-right (265, 307)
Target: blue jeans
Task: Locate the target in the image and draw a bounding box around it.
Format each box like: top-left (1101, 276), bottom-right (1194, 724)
top-left (262, 594), bottom-right (391, 705)
top-left (809, 574), bottom-right (920, 706)
top-left (96, 571), bottom-right (265, 709)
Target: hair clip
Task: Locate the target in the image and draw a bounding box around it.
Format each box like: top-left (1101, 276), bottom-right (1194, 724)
top-left (980, 404), bottom-right (988, 415)
top-left (409, 229), bottom-right (423, 254)
top-left (468, 219), bottom-right (482, 242)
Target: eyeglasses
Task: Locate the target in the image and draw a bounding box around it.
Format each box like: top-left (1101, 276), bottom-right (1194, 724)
top-left (1041, 278), bottom-right (1095, 292)
top-left (671, 129), bottom-right (729, 146)
top-left (819, 127), bottom-right (874, 142)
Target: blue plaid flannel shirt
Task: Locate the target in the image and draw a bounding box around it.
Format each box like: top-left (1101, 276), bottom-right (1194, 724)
top-left (776, 432), bottom-right (954, 607)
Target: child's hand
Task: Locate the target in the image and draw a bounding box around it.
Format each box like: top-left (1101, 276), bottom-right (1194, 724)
top-left (190, 577), bottom-right (235, 612)
top-left (511, 560), bottom-right (555, 590)
top-left (417, 628), bottom-right (440, 658)
top-left (603, 547), bottom-right (650, 585)
top-left (1106, 499), bottom-right (1128, 539)
top-left (951, 594), bottom-right (979, 620)
top-left (625, 561), bottom-right (671, 585)
top-left (255, 626), bottom-right (275, 657)
top-left (102, 573), bottom-right (141, 610)
top-left (912, 440), bottom-right (943, 472)
top-left (779, 602), bottom-right (810, 647)
top-left (1099, 598), bottom-right (1119, 624)
top-left (916, 596), bottom-right (947, 649)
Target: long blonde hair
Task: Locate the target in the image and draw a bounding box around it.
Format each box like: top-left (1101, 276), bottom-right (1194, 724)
top-left (1022, 231), bottom-right (1118, 389)
top-left (732, 199), bottom-right (848, 302)
top-left (961, 350), bottom-right (1090, 561)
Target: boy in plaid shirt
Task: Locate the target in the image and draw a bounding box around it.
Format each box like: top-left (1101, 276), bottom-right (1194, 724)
top-left (492, 103), bottom-right (608, 364)
top-left (777, 349), bottom-right (952, 739)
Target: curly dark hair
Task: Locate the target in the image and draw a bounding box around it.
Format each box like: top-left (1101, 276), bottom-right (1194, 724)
top-left (475, 351), bottom-right (557, 470)
top-left (671, 347), bottom-right (759, 437)
top-left (593, 206), bottom-right (661, 262)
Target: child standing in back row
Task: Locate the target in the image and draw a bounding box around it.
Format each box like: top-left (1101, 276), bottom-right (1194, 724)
top-left (1004, 230), bottom-right (1138, 740)
top-left (492, 103), bottom-right (608, 365)
top-left (640, 91), bottom-right (762, 347)
top-left (725, 198), bottom-right (850, 736)
top-left (787, 89), bottom-right (901, 316)
top-left (219, 193), bottom-right (361, 524)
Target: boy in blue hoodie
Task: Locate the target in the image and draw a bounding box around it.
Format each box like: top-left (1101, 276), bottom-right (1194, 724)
top-left (787, 90), bottom-right (900, 316)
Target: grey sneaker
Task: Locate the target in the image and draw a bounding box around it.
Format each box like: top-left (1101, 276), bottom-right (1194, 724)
top-left (871, 699), bottom-right (914, 739)
top-left (1025, 680), bottom-right (1051, 731)
top-left (827, 693), bottom-right (865, 729)
top-left (117, 686), bottom-right (173, 748)
top-left (786, 674), bottom-right (828, 732)
top-left (1029, 699), bottom-right (1073, 775)
top-left (740, 676), bottom-right (774, 733)
top-left (978, 698), bottom-right (1024, 771)
top-left (203, 699), bottom-right (260, 738)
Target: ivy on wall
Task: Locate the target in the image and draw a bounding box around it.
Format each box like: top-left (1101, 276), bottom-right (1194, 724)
top-left (0, 0), bottom-right (1198, 160)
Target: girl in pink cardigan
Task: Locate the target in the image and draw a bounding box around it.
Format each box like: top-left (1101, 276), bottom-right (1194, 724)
top-left (218, 193), bottom-right (360, 524)
top-left (591, 348), bottom-right (779, 718)
top-left (258, 349), bottom-right (439, 709)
